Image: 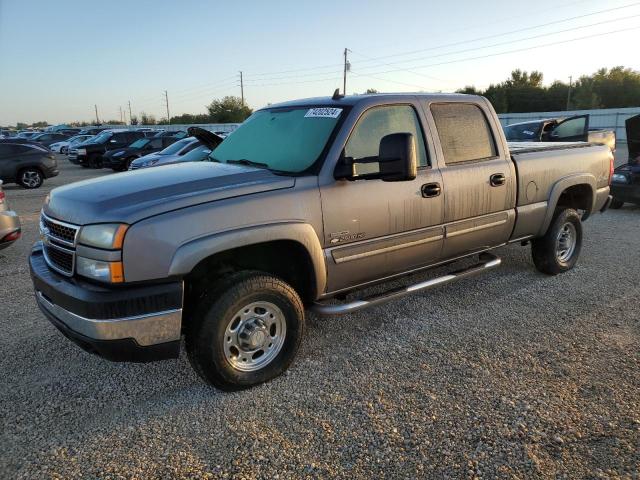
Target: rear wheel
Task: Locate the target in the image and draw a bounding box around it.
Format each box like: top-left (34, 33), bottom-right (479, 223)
top-left (18, 168), bottom-right (43, 189)
top-left (186, 271), bottom-right (305, 391)
top-left (124, 157), bottom-right (136, 170)
top-left (531, 208), bottom-right (582, 275)
top-left (610, 198), bottom-right (624, 209)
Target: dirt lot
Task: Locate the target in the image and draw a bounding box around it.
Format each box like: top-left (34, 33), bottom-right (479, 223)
top-left (0, 153), bottom-right (638, 479)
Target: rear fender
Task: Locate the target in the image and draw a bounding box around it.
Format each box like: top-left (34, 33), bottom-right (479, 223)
top-left (540, 174), bottom-right (596, 235)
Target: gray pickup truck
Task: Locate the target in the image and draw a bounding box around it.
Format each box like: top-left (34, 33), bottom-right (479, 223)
top-left (30, 93), bottom-right (613, 390)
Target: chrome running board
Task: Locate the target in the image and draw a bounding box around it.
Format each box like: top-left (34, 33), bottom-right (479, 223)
top-left (310, 253), bottom-right (501, 316)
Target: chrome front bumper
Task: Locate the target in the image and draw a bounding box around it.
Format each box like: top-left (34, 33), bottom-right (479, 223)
top-left (35, 291), bottom-right (182, 347)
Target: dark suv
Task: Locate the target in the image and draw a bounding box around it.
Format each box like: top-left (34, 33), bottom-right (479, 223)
top-left (68, 130), bottom-right (146, 168)
top-left (0, 142), bottom-right (58, 188)
top-left (103, 136), bottom-right (179, 171)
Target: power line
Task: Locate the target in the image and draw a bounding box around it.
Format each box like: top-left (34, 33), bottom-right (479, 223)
top-left (352, 25), bottom-right (640, 77)
top-left (353, 12), bottom-right (640, 74)
top-left (351, 1), bottom-right (640, 68)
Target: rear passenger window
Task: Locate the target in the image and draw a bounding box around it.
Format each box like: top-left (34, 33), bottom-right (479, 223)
top-left (430, 103), bottom-right (496, 164)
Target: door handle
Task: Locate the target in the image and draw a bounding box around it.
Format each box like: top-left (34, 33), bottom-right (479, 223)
top-left (421, 182), bottom-right (441, 198)
top-left (490, 173), bottom-right (506, 187)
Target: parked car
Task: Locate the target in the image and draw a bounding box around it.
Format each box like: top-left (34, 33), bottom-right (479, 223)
top-left (78, 126), bottom-right (112, 136)
top-left (29, 93), bottom-right (613, 390)
top-left (58, 128), bottom-right (82, 136)
top-left (0, 129), bottom-right (16, 139)
top-left (15, 131), bottom-right (41, 139)
top-left (68, 129), bottom-right (146, 168)
top-left (103, 136), bottom-right (179, 171)
top-left (0, 142), bottom-right (58, 188)
top-left (153, 130), bottom-right (188, 139)
top-left (128, 136), bottom-right (202, 170)
top-left (0, 180), bottom-right (21, 250)
top-left (504, 115), bottom-right (616, 151)
top-left (30, 132), bottom-right (71, 148)
top-left (49, 134), bottom-right (95, 154)
top-left (131, 128), bottom-right (222, 169)
top-left (610, 114), bottom-right (640, 208)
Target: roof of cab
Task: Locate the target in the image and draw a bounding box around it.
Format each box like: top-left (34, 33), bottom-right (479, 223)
top-left (263, 92), bottom-right (481, 110)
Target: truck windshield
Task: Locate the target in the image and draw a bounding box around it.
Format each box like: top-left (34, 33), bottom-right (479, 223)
top-left (210, 107), bottom-right (343, 173)
top-left (503, 122), bottom-right (541, 141)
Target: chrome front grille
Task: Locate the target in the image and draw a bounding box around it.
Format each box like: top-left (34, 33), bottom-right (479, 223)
top-left (40, 212), bottom-right (79, 276)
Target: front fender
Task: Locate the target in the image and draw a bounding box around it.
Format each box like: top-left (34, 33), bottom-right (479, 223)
top-left (168, 222), bottom-right (327, 297)
top-left (539, 173), bottom-right (596, 235)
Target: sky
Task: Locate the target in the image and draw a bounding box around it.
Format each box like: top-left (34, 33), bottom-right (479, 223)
top-left (0, 0), bottom-right (639, 125)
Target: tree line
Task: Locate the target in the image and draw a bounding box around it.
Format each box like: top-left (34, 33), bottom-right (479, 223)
top-left (457, 66), bottom-right (640, 113)
top-left (6, 66), bottom-right (640, 128)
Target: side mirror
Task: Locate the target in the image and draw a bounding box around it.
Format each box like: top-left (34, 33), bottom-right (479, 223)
top-left (377, 132), bottom-right (417, 181)
top-left (335, 132), bottom-right (417, 182)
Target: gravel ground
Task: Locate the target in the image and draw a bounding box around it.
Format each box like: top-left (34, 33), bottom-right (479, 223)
top-left (1, 153), bottom-right (638, 479)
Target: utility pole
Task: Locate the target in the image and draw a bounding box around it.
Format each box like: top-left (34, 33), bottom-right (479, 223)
top-left (128, 100), bottom-right (133, 125)
top-left (239, 71), bottom-right (244, 105)
top-left (343, 48), bottom-right (351, 96)
top-left (566, 75), bottom-right (573, 111)
top-left (164, 90), bottom-right (170, 124)
top-left (94, 104), bottom-right (100, 124)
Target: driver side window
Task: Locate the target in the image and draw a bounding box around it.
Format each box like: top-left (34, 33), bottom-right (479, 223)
top-left (345, 105), bottom-right (428, 175)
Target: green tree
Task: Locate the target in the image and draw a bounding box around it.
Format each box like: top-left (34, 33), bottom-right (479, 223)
top-left (456, 86), bottom-right (482, 95)
top-left (365, 88), bottom-right (379, 94)
top-left (139, 112), bottom-right (156, 125)
top-left (206, 96), bottom-right (253, 123)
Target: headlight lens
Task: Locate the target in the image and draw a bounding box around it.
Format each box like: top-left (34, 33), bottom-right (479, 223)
top-left (76, 148), bottom-right (86, 155)
top-left (78, 223), bottom-right (128, 249)
top-left (76, 257), bottom-right (124, 283)
top-left (113, 151), bottom-right (124, 157)
top-left (142, 159), bottom-right (159, 167)
top-left (611, 173), bottom-right (628, 184)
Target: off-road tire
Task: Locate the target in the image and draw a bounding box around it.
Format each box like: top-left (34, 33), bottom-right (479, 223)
top-left (610, 198), bottom-right (624, 209)
top-left (186, 271), bottom-right (305, 391)
top-left (532, 208), bottom-right (582, 275)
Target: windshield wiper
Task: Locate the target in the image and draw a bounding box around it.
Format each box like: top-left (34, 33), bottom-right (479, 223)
top-left (225, 158), bottom-right (270, 169)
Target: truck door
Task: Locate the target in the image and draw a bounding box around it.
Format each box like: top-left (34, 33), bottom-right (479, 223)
top-left (320, 104), bottom-right (444, 293)
top-left (548, 114), bottom-right (589, 142)
top-left (427, 102), bottom-right (516, 259)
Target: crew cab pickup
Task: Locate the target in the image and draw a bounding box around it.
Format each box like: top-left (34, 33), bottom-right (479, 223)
top-left (30, 93), bottom-right (613, 390)
top-left (504, 115), bottom-right (616, 151)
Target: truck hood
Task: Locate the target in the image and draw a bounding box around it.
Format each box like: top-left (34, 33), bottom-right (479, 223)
top-left (43, 162), bottom-right (295, 225)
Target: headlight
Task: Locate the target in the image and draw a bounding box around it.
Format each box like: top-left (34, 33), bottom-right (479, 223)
top-left (76, 257), bottom-right (124, 283)
top-left (76, 148), bottom-right (86, 155)
top-left (113, 151), bottom-right (124, 157)
top-left (611, 173), bottom-right (628, 184)
top-left (142, 159), bottom-right (159, 167)
top-left (78, 223), bottom-right (128, 249)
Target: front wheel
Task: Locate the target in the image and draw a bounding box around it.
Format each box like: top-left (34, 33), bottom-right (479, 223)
top-left (531, 208), bottom-right (583, 275)
top-left (186, 271), bottom-right (305, 391)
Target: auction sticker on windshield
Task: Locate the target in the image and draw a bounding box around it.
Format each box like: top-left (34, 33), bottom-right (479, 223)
top-left (304, 108), bottom-right (342, 118)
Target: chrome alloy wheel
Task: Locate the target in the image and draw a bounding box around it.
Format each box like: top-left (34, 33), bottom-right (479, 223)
top-left (21, 170), bottom-right (42, 188)
top-left (223, 301), bottom-right (286, 372)
top-left (556, 222), bottom-right (577, 262)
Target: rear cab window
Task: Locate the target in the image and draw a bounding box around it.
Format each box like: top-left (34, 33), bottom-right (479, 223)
top-left (430, 103), bottom-right (497, 164)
